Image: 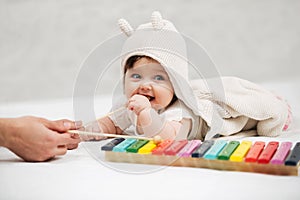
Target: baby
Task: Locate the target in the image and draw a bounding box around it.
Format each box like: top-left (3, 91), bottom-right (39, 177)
top-left (85, 55), bottom-right (195, 140)
top-left (83, 11), bottom-right (291, 141)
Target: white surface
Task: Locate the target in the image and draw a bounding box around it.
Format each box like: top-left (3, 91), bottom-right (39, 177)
top-left (1, 81), bottom-right (300, 200)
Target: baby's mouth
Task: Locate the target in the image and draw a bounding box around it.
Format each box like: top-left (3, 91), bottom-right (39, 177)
top-left (142, 94), bottom-right (155, 102)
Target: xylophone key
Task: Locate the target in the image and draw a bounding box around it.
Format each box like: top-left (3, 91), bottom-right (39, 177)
top-left (126, 139), bottom-right (149, 153)
top-left (101, 138), bottom-right (125, 151)
top-left (152, 139), bottom-right (173, 155)
top-left (138, 141), bottom-right (157, 154)
top-left (229, 141), bottom-right (252, 162)
top-left (112, 138), bottom-right (137, 152)
top-left (191, 140), bottom-right (214, 158)
top-left (285, 142), bottom-right (300, 166)
top-left (203, 140), bottom-right (227, 160)
top-left (217, 141), bottom-right (240, 160)
top-left (245, 141), bottom-right (265, 163)
top-left (257, 141), bottom-right (279, 164)
top-left (177, 140), bottom-right (201, 157)
top-left (270, 142), bottom-right (292, 165)
top-left (164, 140), bottom-right (188, 155)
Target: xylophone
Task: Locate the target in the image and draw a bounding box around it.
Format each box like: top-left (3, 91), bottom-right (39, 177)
top-left (101, 138), bottom-right (300, 176)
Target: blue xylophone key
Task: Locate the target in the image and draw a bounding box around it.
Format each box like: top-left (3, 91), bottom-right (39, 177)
top-left (101, 138), bottom-right (125, 151)
top-left (112, 138), bottom-right (137, 152)
top-left (203, 140), bottom-right (227, 160)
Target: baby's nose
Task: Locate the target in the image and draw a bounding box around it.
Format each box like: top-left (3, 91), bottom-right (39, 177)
top-left (139, 83), bottom-right (152, 92)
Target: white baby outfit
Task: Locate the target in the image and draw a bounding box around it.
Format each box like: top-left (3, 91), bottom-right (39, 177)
top-left (109, 11), bottom-right (291, 140)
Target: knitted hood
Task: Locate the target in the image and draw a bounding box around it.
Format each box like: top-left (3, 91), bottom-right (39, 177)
top-left (118, 11), bottom-right (209, 122)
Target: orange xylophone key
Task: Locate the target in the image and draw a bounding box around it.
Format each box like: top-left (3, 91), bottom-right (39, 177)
top-left (257, 141), bottom-right (279, 164)
top-left (152, 140), bottom-right (173, 155)
top-left (245, 141), bottom-right (265, 163)
top-left (164, 140), bottom-right (188, 155)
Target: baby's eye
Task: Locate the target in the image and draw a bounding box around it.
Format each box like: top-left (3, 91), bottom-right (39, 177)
top-left (131, 74), bottom-right (141, 79)
top-left (154, 75), bottom-right (165, 81)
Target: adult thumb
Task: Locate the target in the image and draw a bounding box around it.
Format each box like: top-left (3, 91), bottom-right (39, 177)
top-left (45, 119), bottom-right (82, 132)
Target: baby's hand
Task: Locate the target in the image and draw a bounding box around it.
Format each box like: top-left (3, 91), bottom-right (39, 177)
top-left (127, 94), bottom-right (151, 115)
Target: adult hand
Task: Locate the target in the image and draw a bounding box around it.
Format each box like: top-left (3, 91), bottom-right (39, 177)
top-left (0, 116), bottom-right (82, 162)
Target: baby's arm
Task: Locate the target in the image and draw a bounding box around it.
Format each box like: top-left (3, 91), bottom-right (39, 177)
top-left (138, 109), bottom-right (191, 139)
top-left (81, 116), bottom-right (122, 141)
top-left (128, 94), bottom-right (191, 139)
top-left (97, 116), bottom-right (123, 134)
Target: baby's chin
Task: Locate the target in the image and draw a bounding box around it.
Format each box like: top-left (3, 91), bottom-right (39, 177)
top-left (151, 103), bottom-right (165, 111)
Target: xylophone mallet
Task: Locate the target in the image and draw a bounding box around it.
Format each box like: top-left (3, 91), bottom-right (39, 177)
top-left (67, 129), bottom-right (162, 144)
top-left (69, 106), bottom-right (163, 144)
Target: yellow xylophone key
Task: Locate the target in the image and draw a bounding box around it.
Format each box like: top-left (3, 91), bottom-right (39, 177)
top-left (230, 141), bottom-right (252, 162)
top-left (138, 140), bottom-right (157, 154)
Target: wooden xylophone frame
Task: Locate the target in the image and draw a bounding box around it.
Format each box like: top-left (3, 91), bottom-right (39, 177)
top-left (105, 151), bottom-right (299, 176)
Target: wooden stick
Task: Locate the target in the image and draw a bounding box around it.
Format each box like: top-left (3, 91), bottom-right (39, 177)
top-left (72, 106), bottom-right (162, 143)
top-left (68, 130), bottom-right (153, 141)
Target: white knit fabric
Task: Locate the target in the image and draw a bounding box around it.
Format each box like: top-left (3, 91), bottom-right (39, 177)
top-left (118, 11), bottom-right (290, 140)
top-left (190, 77), bottom-right (289, 138)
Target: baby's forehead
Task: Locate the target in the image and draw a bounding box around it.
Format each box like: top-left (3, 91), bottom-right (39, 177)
top-left (131, 59), bottom-right (167, 71)
top-left (133, 56), bottom-right (160, 65)
top-left (131, 63), bottom-right (167, 74)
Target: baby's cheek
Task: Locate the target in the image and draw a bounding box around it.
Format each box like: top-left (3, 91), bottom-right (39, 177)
top-left (158, 83), bottom-right (173, 92)
top-left (124, 84), bottom-right (138, 98)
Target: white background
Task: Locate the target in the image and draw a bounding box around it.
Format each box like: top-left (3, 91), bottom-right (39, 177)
top-left (0, 0), bottom-right (299, 104)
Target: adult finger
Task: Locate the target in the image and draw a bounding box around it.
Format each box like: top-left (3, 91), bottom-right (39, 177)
top-left (67, 134), bottom-right (80, 149)
top-left (56, 133), bottom-right (81, 146)
top-left (55, 145), bottom-right (68, 156)
top-left (67, 143), bottom-right (79, 150)
top-left (45, 119), bottom-right (83, 132)
top-left (56, 119), bottom-right (83, 131)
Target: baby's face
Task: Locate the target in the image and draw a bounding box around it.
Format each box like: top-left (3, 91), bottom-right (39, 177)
top-left (124, 57), bottom-right (174, 111)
